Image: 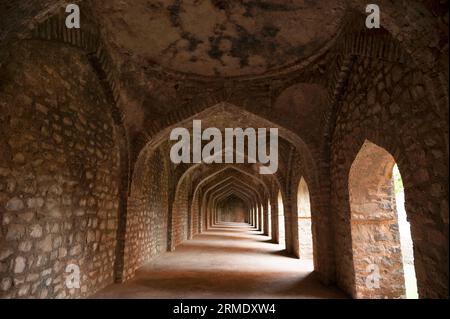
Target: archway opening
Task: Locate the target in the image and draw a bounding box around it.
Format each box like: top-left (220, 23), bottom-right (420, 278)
top-left (297, 177), bottom-right (313, 260)
top-left (349, 140), bottom-right (418, 299)
top-left (393, 164), bottom-right (418, 299)
top-left (277, 191), bottom-right (286, 248)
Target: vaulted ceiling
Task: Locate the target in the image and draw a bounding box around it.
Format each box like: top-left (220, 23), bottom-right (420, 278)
top-left (91, 0), bottom-right (346, 77)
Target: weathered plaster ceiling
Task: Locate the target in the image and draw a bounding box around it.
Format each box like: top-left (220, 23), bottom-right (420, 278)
top-left (92, 0), bottom-right (346, 77)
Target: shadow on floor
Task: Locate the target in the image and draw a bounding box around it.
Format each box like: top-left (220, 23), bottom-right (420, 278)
top-left (93, 222), bottom-right (348, 299)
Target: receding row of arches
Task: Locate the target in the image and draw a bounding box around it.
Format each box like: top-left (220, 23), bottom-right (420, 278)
top-left (0, 23), bottom-right (447, 299)
top-left (120, 107), bottom-right (420, 298)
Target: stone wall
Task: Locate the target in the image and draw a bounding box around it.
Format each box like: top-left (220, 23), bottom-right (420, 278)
top-left (122, 149), bottom-right (168, 280)
top-left (349, 141), bottom-right (405, 298)
top-left (0, 41), bottom-right (120, 298)
top-left (331, 56), bottom-right (449, 299)
top-left (191, 192), bottom-right (200, 235)
top-left (172, 177), bottom-right (189, 249)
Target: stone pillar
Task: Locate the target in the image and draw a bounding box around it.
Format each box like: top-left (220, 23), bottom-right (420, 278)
top-left (283, 200), bottom-right (296, 254)
top-left (263, 202), bottom-right (270, 236)
top-left (251, 207), bottom-right (256, 227)
top-left (288, 198), bottom-right (300, 258)
top-left (207, 201), bottom-right (213, 229)
top-left (187, 205), bottom-right (193, 240)
top-left (271, 200), bottom-right (279, 243)
top-left (258, 205), bottom-right (263, 231)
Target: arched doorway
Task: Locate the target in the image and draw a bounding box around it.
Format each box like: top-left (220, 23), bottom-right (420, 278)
top-left (297, 177), bottom-right (313, 260)
top-left (349, 140), bottom-right (418, 298)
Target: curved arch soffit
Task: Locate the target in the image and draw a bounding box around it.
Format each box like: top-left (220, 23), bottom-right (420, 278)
top-left (190, 167), bottom-right (270, 210)
top-left (201, 177), bottom-right (264, 211)
top-left (204, 176), bottom-right (264, 205)
top-left (133, 102), bottom-right (319, 190)
top-left (179, 164), bottom-right (271, 202)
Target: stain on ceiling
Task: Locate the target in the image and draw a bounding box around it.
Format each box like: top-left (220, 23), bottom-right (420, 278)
top-left (93, 0), bottom-right (346, 77)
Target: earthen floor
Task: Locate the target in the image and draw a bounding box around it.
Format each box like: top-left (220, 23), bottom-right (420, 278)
top-left (94, 222), bottom-right (348, 299)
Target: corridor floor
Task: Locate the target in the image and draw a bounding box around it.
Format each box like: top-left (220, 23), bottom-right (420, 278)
top-left (93, 222), bottom-right (347, 299)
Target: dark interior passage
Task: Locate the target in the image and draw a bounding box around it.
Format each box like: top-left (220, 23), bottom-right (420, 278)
top-left (217, 196), bottom-right (248, 223)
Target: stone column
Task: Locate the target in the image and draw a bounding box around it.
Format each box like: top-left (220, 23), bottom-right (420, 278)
top-left (271, 200), bottom-right (279, 243)
top-left (263, 201), bottom-right (270, 236)
top-left (283, 200), bottom-right (295, 254)
top-left (258, 205), bottom-right (263, 231)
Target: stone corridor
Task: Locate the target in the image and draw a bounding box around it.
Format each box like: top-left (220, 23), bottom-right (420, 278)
top-left (93, 222), bottom-right (346, 299)
top-left (0, 1), bottom-right (448, 300)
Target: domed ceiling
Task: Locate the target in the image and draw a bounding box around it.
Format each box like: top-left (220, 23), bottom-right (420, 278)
top-left (94, 0), bottom-right (346, 77)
